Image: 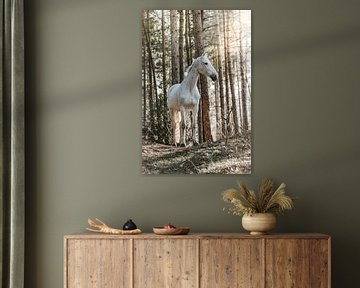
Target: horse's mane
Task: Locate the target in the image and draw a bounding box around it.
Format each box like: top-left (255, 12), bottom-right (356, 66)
top-left (185, 64), bottom-right (193, 75)
top-left (184, 56), bottom-right (201, 76)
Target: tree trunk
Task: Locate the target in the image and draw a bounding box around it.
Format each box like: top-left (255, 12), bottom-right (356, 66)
top-left (179, 10), bottom-right (184, 82)
top-left (187, 11), bottom-right (193, 66)
top-left (147, 42), bottom-right (154, 140)
top-left (197, 97), bottom-right (203, 144)
top-left (153, 64), bottom-right (161, 140)
top-left (226, 11), bottom-right (240, 134)
top-left (214, 76), bottom-right (220, 139)
top-left (142, 11), bottom-right (147, 128)
top-left (161, 10), bottom-right (169, 143)
top-left (236, 52), bottom-right (243, 130)
top-left (193, 10), bottom-right (212, 142)
top-left (170, 10), bottom-right (180, 85)
top-left (222, 10), bottom-right (231, 135)
top-left (239, 12), bottom-right (249, 131)
top-left (240, 55), bottom-right (249, 131)
top-left (185, 11), bottom-right (191, 66)
top-left (144, 11), bottom-right (159, 141)
top-left (216, 11), bottom-right (226, 138)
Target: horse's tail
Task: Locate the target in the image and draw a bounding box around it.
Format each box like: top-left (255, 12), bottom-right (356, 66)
top-left (169, 108), bottom-right (181, 128)
top-left (173, 109), bottom-right (181, 123)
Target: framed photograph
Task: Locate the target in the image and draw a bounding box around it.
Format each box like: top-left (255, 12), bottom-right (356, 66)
top-left (142, 10), bottom-right (251, 174)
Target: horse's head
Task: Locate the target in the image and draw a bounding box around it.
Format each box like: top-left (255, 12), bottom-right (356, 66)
top-left (196, 52), bottom-right (218, 82)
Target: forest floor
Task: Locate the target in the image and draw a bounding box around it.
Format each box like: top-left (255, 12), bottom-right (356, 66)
top-left (142, 134), bottom-right (251, 174)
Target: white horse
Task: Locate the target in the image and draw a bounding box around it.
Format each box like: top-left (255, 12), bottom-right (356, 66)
top-left (167, 52), bottom-right (218, 146)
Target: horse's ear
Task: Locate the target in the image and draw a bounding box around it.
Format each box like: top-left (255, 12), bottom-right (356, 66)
top-left (202, 52), bottom-right (208, 57)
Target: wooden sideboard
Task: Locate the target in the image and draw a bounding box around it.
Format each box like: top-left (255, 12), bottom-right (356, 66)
top-left (64, 233), bottom-right (330, 288)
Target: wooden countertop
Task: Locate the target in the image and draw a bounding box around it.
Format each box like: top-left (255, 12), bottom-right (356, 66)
top-left (65, 232), bottom-right (330, 240)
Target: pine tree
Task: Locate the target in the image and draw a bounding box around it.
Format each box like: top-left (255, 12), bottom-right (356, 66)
top-left (193, 10), bottom-right (212, 142)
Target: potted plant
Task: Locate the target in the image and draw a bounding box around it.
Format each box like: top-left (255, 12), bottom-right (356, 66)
top-left (222, 179), bottom-right (294, 235)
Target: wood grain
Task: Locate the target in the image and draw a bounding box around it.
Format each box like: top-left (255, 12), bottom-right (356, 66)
top-left (200, 239), bottom-right (264, 288)
top-left (65, 232), bottom-right (330, 240)
top-left (310, 239), bottom-right (330, 288)
top-left (64, 233), bottom-right (330, 288)
top-left (265, 239), bottom-right (310, 288)
top-left (66, 239), bottom-right (131, 288)
top-left (133, 239), bottom-right (197, 288)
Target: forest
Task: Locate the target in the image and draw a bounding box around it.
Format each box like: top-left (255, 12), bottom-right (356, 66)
top-left (142, 10), bottom-right (252, 174)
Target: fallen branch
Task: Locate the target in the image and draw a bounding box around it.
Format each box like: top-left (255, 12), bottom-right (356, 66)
top-left (86, 218), bottom-right (142, 235)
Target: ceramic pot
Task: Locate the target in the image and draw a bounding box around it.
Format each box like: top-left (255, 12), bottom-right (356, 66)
top-left (242, 213), bottom-right (276, 235)
top-left (123, 219), bottom-right (137, 230)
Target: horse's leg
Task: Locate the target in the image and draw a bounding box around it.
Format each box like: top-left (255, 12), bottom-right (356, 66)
top-left (169, 108), bottom-right (175, 146)
top-left (179, 106), bottom-right (186, 147)
top-left (174, 110), bottom-right (181, 146)
top-left (170, 108), bottom-right (179, 146)
top-left (192, 104), bottom-right (199, 146)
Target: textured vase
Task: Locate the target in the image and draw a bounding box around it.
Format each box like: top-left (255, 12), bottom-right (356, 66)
top-left (242, 213), bottom-right (276, 235)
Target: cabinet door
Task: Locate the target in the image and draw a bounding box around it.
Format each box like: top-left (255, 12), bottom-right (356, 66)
top-left (200, 239), bottom-right (264, 288)
top-left (65, 239), bottom-right (131, 288)
top-left (265, 239), bottom-right (329, 288)
top-left (134, 239), bottom-right (198, 288)
top-left (266, 239), bottom-right (309, 288)
top-left (309, 239), bottom-right (330, 288)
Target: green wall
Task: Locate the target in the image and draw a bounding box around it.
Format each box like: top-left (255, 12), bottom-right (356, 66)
top-left (25, 0), bottom-right (360, 287)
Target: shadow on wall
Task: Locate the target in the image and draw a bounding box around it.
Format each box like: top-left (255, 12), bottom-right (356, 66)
top-left (42, 75), bottom-right (139, 112)
top-left (42, 24), bottom-right (360, 112)
top-left (39, 0), bottom-right (104, 10)
top-left (275, 144), bottom-right (360, 288)
top-left (257, 24), bottom-right (360, 63)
